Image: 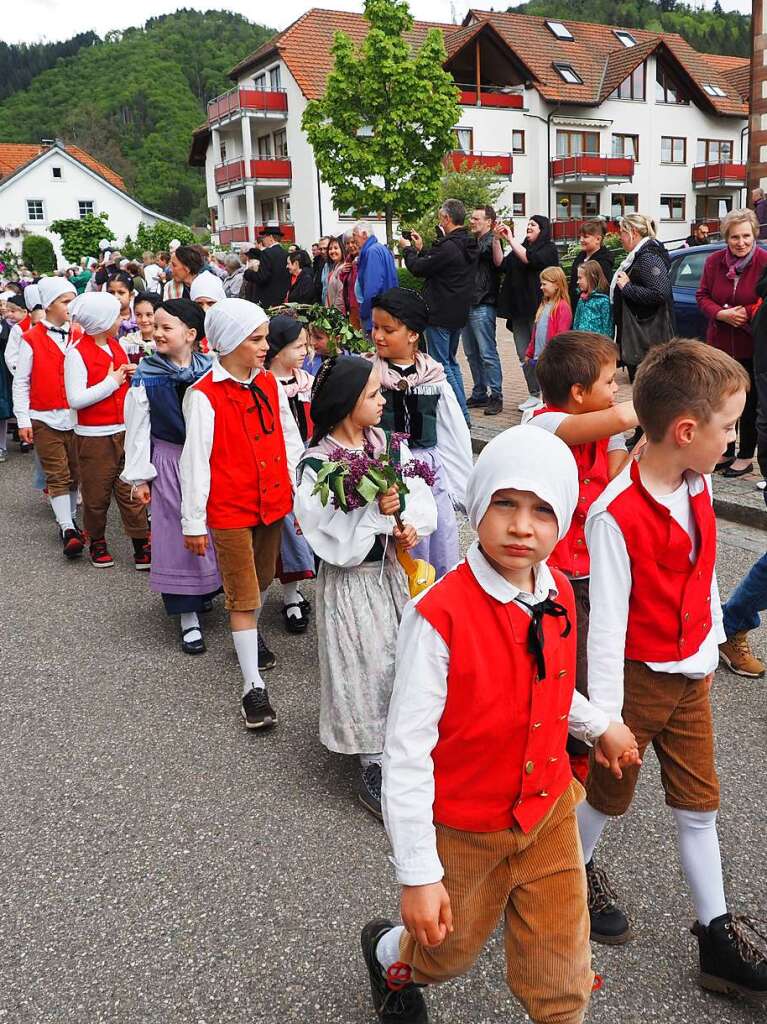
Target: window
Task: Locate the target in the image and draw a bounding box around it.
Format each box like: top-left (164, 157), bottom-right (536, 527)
top-left (697, 138), bottom-right (734, 164)
top-left (78, 201), bottom-right (94, 218)
top-left (269, 65), bottom-right (281, 90)
top-left (612, 134), bottom-right (638, 160)
top-left (670, 251), bottom-right (710, 290)
top-left (660, 195), bottom-right (685, 221)
top-left (26, 199), bottom-right (44, 222)
top-left (703, 83), bottom-right (726, 98)
top-left (614, 30), bottom-right (636, 47)
top-left (273, 128), bottom-right (288, 158)
top-left (260, 198), bottom-right (276, 223)
top-left (277, 195), bottom-right (291, 223)
top-left (257, 135), bottom-right (272, 159)
top-left (553, 63), bottom-right (583, 85)
top-left (556, 130), bottom-right (599, 157)
top-left (611, 193), bottom-right (639, 218)
top-left (661, 136), bottom-right (686, 164)
top-left (455, 127), bottom-right (473, 153)
top-left (557, 192), bottom-right (600, 219)
top-left (253, 73), bottom-right (266, 90)
top-left (545, 20), bottom-right (574, 40)
top-left (696, 195), bottom-right (732, 220)
top-left (512, 130), bottom-right (525, 154)
top-left (609, 62), bottom-right (645, 101)
top-left (656, 61), bottom-right (688, 104)
top-left (52, 166), bottom-right (62, 179)
top-left (512, 193), bottom-right (526, 216)
top-left (219, 140), bottom-right (227, 162)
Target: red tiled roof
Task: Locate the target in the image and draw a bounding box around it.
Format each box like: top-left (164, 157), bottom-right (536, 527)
top-left (0, 142), bottom-right (125, 189)
top-left (707, 53), bottom-right (750, 101)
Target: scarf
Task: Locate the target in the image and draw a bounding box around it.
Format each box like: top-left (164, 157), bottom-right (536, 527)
top-left (724, 243), bottom-right (756, 282)
top-left (609, 234), bottom-right (650, 303)
top-left (133, 351), bottom-right (210, 386)
top-left (278, 367), bottom-right (313, 400)
top-left (368, 351), bottom-right (445, 390)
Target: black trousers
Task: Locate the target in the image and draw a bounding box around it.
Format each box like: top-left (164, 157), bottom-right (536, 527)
top-left (726, 356), bottom-right (757, 460)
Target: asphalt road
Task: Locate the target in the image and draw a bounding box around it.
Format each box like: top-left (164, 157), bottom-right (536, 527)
top-left (1, 448), bottom-right (766, 1024)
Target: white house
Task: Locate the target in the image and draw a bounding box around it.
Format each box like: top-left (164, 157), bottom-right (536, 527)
top-left (189, 7), bottom-right (750, 248)
top-left (0, 140), bottom-right (173, 267)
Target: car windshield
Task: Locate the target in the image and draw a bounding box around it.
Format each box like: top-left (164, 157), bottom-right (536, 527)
top-left (671, 251), bottom-right (711, 290)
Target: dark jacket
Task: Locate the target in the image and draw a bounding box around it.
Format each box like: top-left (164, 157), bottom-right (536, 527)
top-left (613, 238), bottom-right (673, 354)
top-left (696, 246), bottom-right (767, 360)
top-left (312, 255), bottom-right (326, 304)
top-left (568, 245), bottom-right (615, 309)
top-left (755, 198), bottom-right (767, 240)
top-left (497, 215), bottom-right (559, 321)
top-left (242, 243), bottom-right (290, 308)
top-left (287, 268), bottom-right (317, 304)
top-left (471, 230), bottom-right (501, 307)
top-left (403, 227), bottom-right (478, 329)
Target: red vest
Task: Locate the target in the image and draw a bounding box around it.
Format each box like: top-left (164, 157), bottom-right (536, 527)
top-left (192, 368), bottom-right (292, 529)
top-left (607, 460), bottom-right (716, 662)
top-left (19, 314), bottom-right (32, 333)
top-left (534, 404), bottom-right (610, 577)
top-left (25, 322), bottom-right (68, 412)
top-left (74, 334), bottom-right (130, 428)
top-left (417, 560), bottom-right (576, 834)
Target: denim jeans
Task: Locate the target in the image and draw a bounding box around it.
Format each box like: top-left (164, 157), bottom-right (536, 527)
top-left (509, 316), bottom-right (540, 396)
top-left (425, 325), bottom-right (470, 421)
top-left (722, 552), bottom-right (767, 636)
top-left (461, 304), bottom-right (503, 400)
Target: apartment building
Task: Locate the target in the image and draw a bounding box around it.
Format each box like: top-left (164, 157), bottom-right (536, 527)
top-left (188, 7), bottom-right (750, 248)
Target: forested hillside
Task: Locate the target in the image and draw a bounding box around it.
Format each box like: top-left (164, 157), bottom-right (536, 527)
top-left (509, 0), bottom-right (751, 56)
top-left (0, 33), bottom-right (99, 102)
top-left (0, 11), bottom-right (274, 223)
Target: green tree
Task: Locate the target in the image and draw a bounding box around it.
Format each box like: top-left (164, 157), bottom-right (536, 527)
top-left (302, 0), bottom-right (461, 244)
top-left (123, 220), bottom-right (196, 259)
top-left (22, 234), bottom-right (56, 273)
top-left (408, 162), bottom-right (511, 243)
top-left (49, 212), bottom-right (115, 263)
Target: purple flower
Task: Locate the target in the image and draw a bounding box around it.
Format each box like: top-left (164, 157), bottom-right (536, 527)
top-left (403, 458), bottom-right (436, 488)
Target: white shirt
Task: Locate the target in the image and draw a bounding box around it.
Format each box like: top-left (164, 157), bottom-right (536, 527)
top-left (4, 321), bottom-right (25, 374)
top-left (12, 322), bottom-right (76, 431)
top-left (64, 338), bottom-right (130, 436)
top-left (121, 385), bottom-right (155, 485)
top-left (382, 542), bottom-right (611, 887)
top-left (179, 362), bottom-right (304, 536)
top-left (586, 465), bottom-right (725, 723)
top-left (142, 263), bottom-right (163, 294)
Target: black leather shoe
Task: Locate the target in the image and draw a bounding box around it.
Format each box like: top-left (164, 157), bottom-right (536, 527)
top-left (466, 394), bottom-right (489, 408)
top-left (723, 462), bottom-right (754, 478)
top-left (282, 602), bottom-right (308, 634)
top-left (181, 626), bottom-right (206, 655)
top-left (484, 396), bottom-right (503, 416)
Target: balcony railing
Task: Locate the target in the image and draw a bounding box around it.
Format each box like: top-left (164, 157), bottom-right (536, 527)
top-left (208, 87), bottom-right (288, 124)
top-left (691, 161), bottom-right (747, 189)
top-left (456, 84), bottom-right (524, 109)
top-left (447, 151), bottom-right (512, 176)
top-left (218, 222), bottom-right (296, 247)
top-left (214, 158), bottom-right (293, 188)
top-left (550, 154), bottom-right (635, 184)
top-left (551, 218), bottom-right (619, 242)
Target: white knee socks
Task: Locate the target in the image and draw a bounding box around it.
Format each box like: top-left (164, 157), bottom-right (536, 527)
top-left (282, 581), bottom-right (303, 618)
top-left (50, 493), bottom-right (74, 533)
top-left (672, 808), bottom-right (727, 926)
top-left (375, 925), bottom-right (405, 971)
top-left (232, 628), bottom-right (264, 696)
top-left (180, 612), bottom-right (201, 643)
top-left (69, 490), bottom-right (78, 519)
top-left (576, 801), bottom-right (609, 864)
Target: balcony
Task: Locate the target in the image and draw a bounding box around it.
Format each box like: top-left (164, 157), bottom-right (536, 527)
top-left (447, 151), bottom-right (512, 176)
top-left (218, 222), bottom-right (296, 247)
top-left (208, 87), bottom-right (288, 125)
top-left (456, 84), bottom-right (524, 109)
top-left (214, 158), bottom-right (293, 189)
top-left (692, 162), bottom-right (747, 189)
top-left (551, 219), bottom-right (619, 242)
top-left (549, 154), bottom-right (634, 184)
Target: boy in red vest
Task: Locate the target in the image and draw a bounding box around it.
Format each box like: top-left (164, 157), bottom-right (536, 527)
top-left (180, 298), bottom-right (303, 730)
top-left (65, 292), bottom-right (150, 569)
top-left (12, 277), bottom-right (84, 557)
top-left (580, 339), bottom-right (767, 999)
top-left (361, 425), bottom-right (639, 1024)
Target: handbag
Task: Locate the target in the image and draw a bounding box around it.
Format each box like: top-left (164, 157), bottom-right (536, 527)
top-left (620, 301), bottom-right (675, 367)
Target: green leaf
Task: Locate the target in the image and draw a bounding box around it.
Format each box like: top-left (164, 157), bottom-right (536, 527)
top-left (356, 476), bottom-right (380, 503)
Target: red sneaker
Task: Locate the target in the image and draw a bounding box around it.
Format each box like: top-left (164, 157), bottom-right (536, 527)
top-left (62, 528), bottom-right (85, 559)
top-left (90, 538), bottom-right (114, 568)
top-left (133, 539), bottom-right (151, 571)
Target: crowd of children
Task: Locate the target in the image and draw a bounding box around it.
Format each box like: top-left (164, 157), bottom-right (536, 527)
top-left (2, 269), bottom-right (766, 1022)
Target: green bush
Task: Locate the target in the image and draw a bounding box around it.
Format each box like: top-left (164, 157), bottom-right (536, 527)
top-left (49, 212), bottom-right (115, 264)
top-left (22, 234), bottom-right (56, 273)
top-left (397, 266), bottom-right (424, 291)
top-left (122, 221), bottom-right (196, 259)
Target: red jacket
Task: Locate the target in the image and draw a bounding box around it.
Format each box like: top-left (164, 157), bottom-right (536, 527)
top-left (526, 299), bottom-right (573, 360)
top-left (417, 560), bottom-right (576, 834)
top-left (696, 246), bottom-right (767, 359)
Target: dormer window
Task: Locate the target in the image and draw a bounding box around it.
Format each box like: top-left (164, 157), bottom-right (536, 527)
top-left (614, 30), bottom-right (636, 48)
top-left (703, 83), bottom-right (726, 97)
top-left (553, 63), bottom-right (583, 85)
top-left (546, 21), bottom-right (574, 41)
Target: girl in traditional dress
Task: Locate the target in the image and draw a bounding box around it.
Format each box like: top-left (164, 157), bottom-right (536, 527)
top-left (122, 299), bottom-right (221, 654)
top-left (294, 356), bottom-right (437, 819)
top-left (265, 315), bottom-right (316, 634)
top-left (368, 287), bottom-right (473, 578)
top-left (107, 271), bottom-right (138, 338)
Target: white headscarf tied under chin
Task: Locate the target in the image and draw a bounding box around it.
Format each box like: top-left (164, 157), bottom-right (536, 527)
top-left (70, 292), bottom-right (121, 335)
top-left (204, 297), bottom-right (268, 356)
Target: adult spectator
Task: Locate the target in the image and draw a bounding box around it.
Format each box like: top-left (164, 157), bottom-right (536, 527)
top-left (126, 261), bottom-right (146, 294)
top-left (242, 226), bottom-right (290, 307)
top-left (496, 215), bottom-right (558, 410)
top-left (685, 222), bottom-right (711, 248)
top-left (164, 245), bottom-right (203, 300)
top-left (567, 219), bottom-right (614, 309)
top-left (312, 237), bottom-right (330, 303)
top-left (222, 254), bottom-right (245, 297)
top-left (287, 249), bottom-right (316, 302)
top-left (400, 199), bottom-right (477, 419)
top-left (462, 205), bottom-right (503, 416)
top-left (751, 188), bottom-right (767, 240)
top-left (353, 221), bottom-right (398, 334)
top-left (142, 251), bottom-right (163, 293)
top-left (323, 237), bottom-right (346, 310)
top-left (339, 231), bottom-right (361, 328)
top-left (696, 207), bottom-right (767, 476)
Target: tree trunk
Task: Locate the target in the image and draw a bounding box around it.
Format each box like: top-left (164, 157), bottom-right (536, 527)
top-left (385, 204), bottom-right (394, 248)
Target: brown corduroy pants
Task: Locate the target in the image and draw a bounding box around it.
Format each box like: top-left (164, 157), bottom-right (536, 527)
top-left (31, 420), bottom-right (79, 497)
top-left (76, 432), bottom-right (149, 541)
top-left (400, 780), bottom-right (593, 1024)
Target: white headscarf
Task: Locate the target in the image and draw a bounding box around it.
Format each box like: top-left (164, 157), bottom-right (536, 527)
top-left (169, 239), bottom-right (181, 253)
top-left (70, 292), bottom-right (121, 336)
top-left (190, 271), bottom-right (226, 304)
top-left (38, 277), bottom-right (76, 309)
top-left (466, 425), bottom-right (578, 541)
top-left (205, 298), bottom-right (268, 356)
top-left (24, 284), bottom-right (41, 311)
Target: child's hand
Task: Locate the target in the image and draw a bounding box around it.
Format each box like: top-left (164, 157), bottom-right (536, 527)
top-left (18, 426), bottom-right (33, 444)
top-left (184, 535), bottom-right (209, 556)
top-left (594, 721), bottom-right (641, 780)
top-left (401, 882), bottom-right (453, 948)
top-left (108, 361), bottom-right (128, 385)
top-left (378, 485), bottom-right (401, 517)
top-left (393, 523), bottom-right (418, 550)
top-left (132, 483), bottom-right (151, 505)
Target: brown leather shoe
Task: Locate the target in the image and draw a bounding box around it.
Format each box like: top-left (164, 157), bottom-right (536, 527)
top-left (719, 632), bottom-right (766, 678)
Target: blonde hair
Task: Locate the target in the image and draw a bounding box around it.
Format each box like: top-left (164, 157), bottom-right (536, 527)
top-left (619, 213), bottom-right (655, 240)
top-left (536, 266), bottom-right (570, 319)
top-left (721, 208), bottom-right (759, 241)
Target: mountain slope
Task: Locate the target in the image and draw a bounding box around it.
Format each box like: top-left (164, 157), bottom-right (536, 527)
top-left (0, 11), bottom-right (274, 223)
top-left (0, 33), bottom-right (99, 102)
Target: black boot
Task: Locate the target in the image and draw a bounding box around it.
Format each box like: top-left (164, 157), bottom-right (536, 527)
top-left (360, 919), bottom-right (428, 1023)
top-left (586, 860), bottom-right (632, 945)
top-left (693, 913), bottom-right (767, 1001)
